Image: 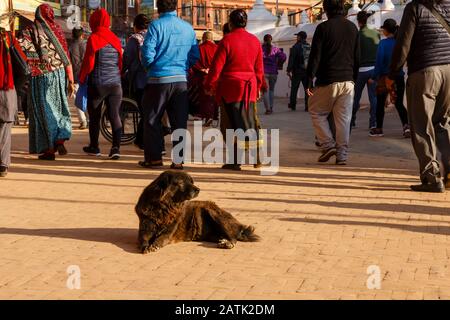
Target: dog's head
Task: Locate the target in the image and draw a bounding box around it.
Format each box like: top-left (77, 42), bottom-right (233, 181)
top-left (150, 171), bottom-right (200, 203)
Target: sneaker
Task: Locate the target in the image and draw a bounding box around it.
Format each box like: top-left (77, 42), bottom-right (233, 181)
top-left (83, 146), bottom-right (101, 157)
top-left (38, 152), bottom-right (56, 161)
top-left (336, 159), bottom-right (347, 166)
top-left (0, 166), bottom-right (7, 177)
top-left (369, 128), bottom-right (384, 137)
top-left (410, 181), bottom-right (445, 193)
top-left (108, 147), bottom-right (120, 160)
top-left (318, 148), bottom-right (337, 163)
top-left (56, 144), bottom-right (68, 156)
top-left (403, 124), bottom-right (411, 139)
top-left (79, 122), bottom-right (88, 130)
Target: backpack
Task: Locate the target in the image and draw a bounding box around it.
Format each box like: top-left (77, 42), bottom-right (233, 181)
top-left (301, 42), bottom-right (311, 69)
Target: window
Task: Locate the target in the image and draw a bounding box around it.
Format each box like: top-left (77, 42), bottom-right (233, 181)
top-left (196, 0), bottom-right (206, 26)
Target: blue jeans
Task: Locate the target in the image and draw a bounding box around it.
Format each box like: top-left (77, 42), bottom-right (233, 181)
top-left (263, 74), bottom-right (278, 111)
top-left (352, 69), bottom-right (377, 129)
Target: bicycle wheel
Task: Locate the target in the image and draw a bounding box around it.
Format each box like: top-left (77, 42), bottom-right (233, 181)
top-left (100, 98), bottom-right (141, 146)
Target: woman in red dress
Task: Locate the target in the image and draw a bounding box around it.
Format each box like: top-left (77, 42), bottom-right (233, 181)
top-left (205, 9), bottom-right (265, 171)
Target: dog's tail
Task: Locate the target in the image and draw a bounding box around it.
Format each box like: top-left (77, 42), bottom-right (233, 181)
top-left (238, 225), bottom-right (261, 242)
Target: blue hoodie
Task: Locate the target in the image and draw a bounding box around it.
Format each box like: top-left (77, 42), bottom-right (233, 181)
top-left (373, 37), bottom-right (404, 80)
top-left (141, 11), bottom-right (200, 84)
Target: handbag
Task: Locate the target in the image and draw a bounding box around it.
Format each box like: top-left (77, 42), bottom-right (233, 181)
top-left (75, 83), bottom-right (88, 113)
top-left (7, 32), bottom-right (30, 92)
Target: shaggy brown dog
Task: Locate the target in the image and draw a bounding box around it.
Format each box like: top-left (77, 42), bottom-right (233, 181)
top-left (135, 171), bottom-right (260, 254)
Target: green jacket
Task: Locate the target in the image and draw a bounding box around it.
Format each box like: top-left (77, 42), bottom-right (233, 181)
top-left (359, 26), bottom-right (380, 68)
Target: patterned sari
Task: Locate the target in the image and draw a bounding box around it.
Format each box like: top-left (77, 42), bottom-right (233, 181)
top-left (20, 4), bottom-right (72, 154)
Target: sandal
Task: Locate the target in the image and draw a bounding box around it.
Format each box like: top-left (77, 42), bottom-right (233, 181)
top-left (138, 160), bottom-right (163, 168)
top-left (170, 163), bottom-right (184, 170)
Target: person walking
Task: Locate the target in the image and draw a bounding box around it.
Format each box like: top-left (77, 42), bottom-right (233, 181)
top-left (287, 31), bottom-right (311, 112)
top-left (20, 4), bottom-right (74, 161)
top-left (390, 0), bottom-right (450, 193)
top-left (69, 27), bottom-right (88, 130)
top-left (371, 19), bottom-right (409, 138)
top-left (189, 31), bottom-right (218, 125)
top-left (306, 0), bottom-right (360, 166)
top-left (139, 0), bottom-right (199, 169)
top-left (262, 34), bottom-right (286, 115)
top-left (351, 11), bottom-right (379, 130)
top-left (123, 14), bottom-right (150, 150)
top-left (204, 9), bottom-right (265, 171)
top-left (0, 28), bottom-right (24, 177)
top-left (79, 8), bottom-right (123, 160)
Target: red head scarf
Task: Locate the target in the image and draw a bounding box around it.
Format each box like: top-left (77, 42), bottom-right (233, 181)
top-left (0, 31), bottom-right (14, 90)
top-left (35, 4), bottom-right (70, 66)
top-left (79, 9), bottom-right (123, 84)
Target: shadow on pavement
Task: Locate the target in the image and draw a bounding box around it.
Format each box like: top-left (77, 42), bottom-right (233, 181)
top-left (279, 217), bottom-right (450, 236)
top-left (0, 227), bottom-right (138, 254)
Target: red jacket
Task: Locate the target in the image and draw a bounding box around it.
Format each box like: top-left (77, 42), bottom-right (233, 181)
top-left (205, 28), bottom-right (264, 105)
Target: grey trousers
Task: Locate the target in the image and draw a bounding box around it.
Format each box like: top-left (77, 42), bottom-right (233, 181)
top-left (0, 122), bottom-right (12, 168)
top-left (406, 64), bottom-right (450, 184)
top-left (309, 81), bottom-right (355, 161)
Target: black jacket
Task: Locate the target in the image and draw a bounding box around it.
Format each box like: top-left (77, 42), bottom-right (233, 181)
top-left (391, 0), bottom-right (450, 76)
top-left (306, 15), bottom-right (360, 88)
top-left (90, 44), bottom-right (122, 87)
top-left (287, 41), bottom-right (307, 75)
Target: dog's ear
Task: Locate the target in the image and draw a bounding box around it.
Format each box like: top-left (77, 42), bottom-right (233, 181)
top-left (157, 172), bottom-right (171, 190)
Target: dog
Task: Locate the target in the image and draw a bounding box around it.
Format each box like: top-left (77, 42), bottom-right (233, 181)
top-left (135, 171), bottom-right (260, 254)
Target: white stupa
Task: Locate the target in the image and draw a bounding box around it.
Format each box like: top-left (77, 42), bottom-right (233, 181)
top-left (381, 0), bottom-right (396, 11)
top-left (246, 0), bottom-right (278, 34)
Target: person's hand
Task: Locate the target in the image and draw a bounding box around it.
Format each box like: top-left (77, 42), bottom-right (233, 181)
top-left (68, 82), bottom-right (75, 98)
top-left (287, 72), bottom-right (292, 80)
top-left (306, 88), bottom-right (314, 97)
top-left (202, 68), bottom-right (209, 74)
top-left (368, 78), bottom-right (375, 85)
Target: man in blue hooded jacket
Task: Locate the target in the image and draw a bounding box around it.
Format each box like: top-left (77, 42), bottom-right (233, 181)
top-left (140, 0), bottom-right (200, 169)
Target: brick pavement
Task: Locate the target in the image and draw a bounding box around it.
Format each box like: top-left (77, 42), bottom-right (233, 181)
top-left (0, 100), bottom-right (449, 300)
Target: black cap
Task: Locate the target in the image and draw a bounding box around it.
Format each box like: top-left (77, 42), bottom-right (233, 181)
top-left (380, 18), bottom-right (397, 33)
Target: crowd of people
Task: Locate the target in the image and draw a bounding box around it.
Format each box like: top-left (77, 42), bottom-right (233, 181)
top-left (0, 0), bottom-right (449, 193)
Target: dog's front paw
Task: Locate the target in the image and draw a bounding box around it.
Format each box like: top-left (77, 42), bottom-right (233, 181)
top-left (142, 245), bottom-right (160, 254)
top-left (218, 239), bottom-right (235, 249)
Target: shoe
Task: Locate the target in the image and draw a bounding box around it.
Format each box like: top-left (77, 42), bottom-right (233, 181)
top-left (108, 147), bottom-right (120, 160)
top-left (445, 173), bottom-right (450, 189)
top-left (38, 152), bottom-right (56, 161)
top-left (264, 110), bottom-right (272, 115)
top-left (79, 122), bottom-right (88, 130)
top-left (403, 124), bottom-right (411, 138)
top-left (83, 146), bottom-right (101, 157)
top-left (0, 166), bottom-right (7, 177)
top-left (410, 181), bottom-right (445, 193)
top-left (318, 148), bottom-right (337, 163)
top-left (222, 164), bottom-right (242, 171)
top-left (139, 160), bottom-right (163, 168)
top-left (56, 144), bottom-right (68, 156)
top-left (336, 159), bottom-right (347, 166)
top-left (369, 128), bottom-right (384, 137)
top-left (170, 163), bottom-right (184, 170)
top-left (161, 150), bottom-right (167, 156)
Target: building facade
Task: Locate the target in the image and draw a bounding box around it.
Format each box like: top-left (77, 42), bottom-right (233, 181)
top-left (177, 0), bottom-right (315, 34)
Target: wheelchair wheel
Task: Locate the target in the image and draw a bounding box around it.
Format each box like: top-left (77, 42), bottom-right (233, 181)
top-left (100, 98), bottom-right (141, 146)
